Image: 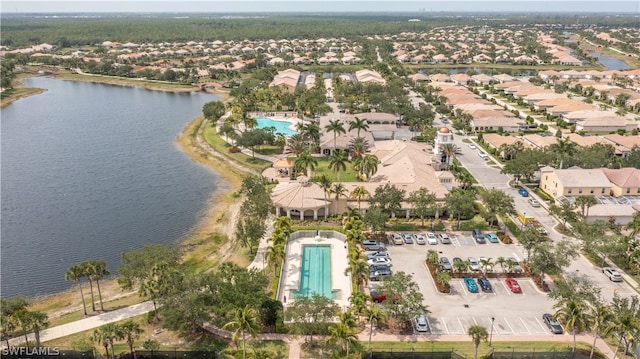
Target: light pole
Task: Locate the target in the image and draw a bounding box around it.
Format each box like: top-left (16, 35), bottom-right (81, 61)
top-left (489, 317), bottom-right (495, 346)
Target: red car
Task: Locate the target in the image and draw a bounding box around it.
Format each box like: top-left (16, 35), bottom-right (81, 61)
top-left (505, 277), bottom-right (522, 293)
top-left (370, 290), bottom-right (401, 303)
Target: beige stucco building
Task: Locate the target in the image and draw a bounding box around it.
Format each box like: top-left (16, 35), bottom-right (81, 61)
top-left (539, 166), bottom-right (612, 199)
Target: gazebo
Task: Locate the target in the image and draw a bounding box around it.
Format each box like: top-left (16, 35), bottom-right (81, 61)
top-left (273, 158), bottom-right (294, 177)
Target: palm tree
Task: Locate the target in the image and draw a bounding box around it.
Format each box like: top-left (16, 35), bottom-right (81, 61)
top-left (365, 305), bottom-right (387, 354)
top-left (27, 311), bottom-right (49, 348)
top-left (328, 149), bottom-right (348, 182)
top-left (553, 299), bottom-right (591, 353)
top-left (287, 133), bottom-right (306, 156)
top-left (294, 150), bottom-right (318, 177)
top-left (427, 249), bottom-right (439, 268)
top-left (575, 195), bottom-right (597, 220)
top-left (479, 257), bottom-right (494, 276)
top-left (313, 174), bottom-right (333, 220)
top-left (350, 186), bottom-right (370, 213)
top-left (344, 259), bottom-right (370, 287)
top-left (348, 116), bottom-right (369, 137)
top-left (549, 138), bottom-right (577, 169)
top-left (326, 322), bottom-right (358, 357)
top-left (349, 137), bottom-right (370, 158)
top-left (102, 322), bottom-right (121, 359)
top-left (90, 260), bottom-right (110, 312)
top-left (324, 119), bottom-right (346, 152)
top-left (120, 320), bottom-right (143, 359)
top-left (589, 304), bottom-right (614, 359)
top-left (80, 261), bottom-right (97, 312)
top-left (354, 154), bottom-right (378, 180)
top-left (273, 216), bottom-right (292, 236)
top-left (436, 271), bottom-right (451, 290)
top-left (65, 264), bottom-right (88, 316)
top-left (453, 260), bottom-right (469, 273)
top-left (93, 326), bottom-right (111, 358)
top-left (222, 305), bottom-right (261, 359)
top-left (495, 257), bottom-right (508, 273)
top-left (441, 143), bottom-right (459, 168)
top-left (348, 291), bottom-right (369, 320)
top-left (468, 325), bottom-right (489, 359)
top-left (265, 243), bottom-right (286, 275)
top-left (331, 183), bottom-right (347, 216)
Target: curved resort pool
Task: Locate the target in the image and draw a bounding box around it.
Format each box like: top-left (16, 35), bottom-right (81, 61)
top-left (256, 117), bottom-right (298, 136)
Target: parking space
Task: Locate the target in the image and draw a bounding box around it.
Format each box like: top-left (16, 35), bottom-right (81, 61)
top-left (376, 231), bottom-right (557, 336)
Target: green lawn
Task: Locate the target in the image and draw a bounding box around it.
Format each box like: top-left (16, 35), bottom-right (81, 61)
top-left (305, 156), bottom-right (359, 183)
top-left (202, 121), bottom-right (272, 173)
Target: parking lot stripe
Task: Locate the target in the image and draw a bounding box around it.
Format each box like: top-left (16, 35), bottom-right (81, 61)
top-left (519, 317), bottom-right (532, 335)
top-left (487, 317), bottom-right (499, 335)
top-left (425, 316), bottom-right (434, 334)
top-left (441, 317), bottom-right (450, 334)
top-left (534, 316), bottom-right (550, 335)
top-left (459, 281), bottom-right (467, 296)
top-left (457, 317), bottom-right (465, 334)
top-left (512, 253), bottom-right (521, 261)
top-left (500, 280), bottom-right (511, 295)
top-left (502, 317), bottom-right (514, 335)
top-left (472, 317), bottom-right (478, 326)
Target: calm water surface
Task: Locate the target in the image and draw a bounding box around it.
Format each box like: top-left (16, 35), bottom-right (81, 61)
top-left (591, 52), bottom-right (630, 71)
top-left (1, 77), bottom-right (221, 298)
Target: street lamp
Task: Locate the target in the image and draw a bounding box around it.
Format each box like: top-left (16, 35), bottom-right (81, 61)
top-left (489, 317), bottom-right (495, 346)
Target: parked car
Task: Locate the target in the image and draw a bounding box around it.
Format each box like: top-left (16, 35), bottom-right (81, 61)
top-left (507, 258), bottom-right (523, 272)
top-left (370, 264), bottom-right (391, 272)
top-left (464, 277), bottom-right (479, 293)
top-left (415, 314), bottom-right (429, 333)
top-left (452, 257), bottom-right (463, 265)
top-left (426, 232), bottom-right (438, 245)
top-left (391, 233), bottom-right (404, 245)
top-left (505, 277), bottom-right (522, 293)
top-left (366, 251), bottom-right (389, 260)
top-left (363, 240), bottom-right (385, 251)
top-left (370, 269), bottom-right (392, 281)
top-left (468, 257), bottom-right (480, 271)
top-left (518, 188), bottom-right (529, 197)
top-left (477, 277), bottom-right (492, 292)
top-left (542, 313), bottom-right (564, 334)
top-left (402, 233), bottom-right (413, 244)
top-left (414, 233), bottom-right (426, 245)
top-left (472, 229), bottom-right (485, 244)
top-left (370, 290), bottom-right (401, 303)
top-left (478, 151), bottom-right (488, 159)
top-left (440, 257), bottom-right (452, 271)
top-left (485, 233), bottom-right (499, 243)
top-left (468, 143), bottom-right (477, 149)
top-left (367, 257), bottom-right (392, 266)
top-left (603, 267), bottom-right (623, 282)
top-left (438, 233), bottom-right (452, 244)
top-left (528, 198), bottom-right (541, 207)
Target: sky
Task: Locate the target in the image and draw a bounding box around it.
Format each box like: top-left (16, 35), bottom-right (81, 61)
top-left (2, 1), bottom-right (639, 14)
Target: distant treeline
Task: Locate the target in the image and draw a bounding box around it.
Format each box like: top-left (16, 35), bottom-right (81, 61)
top-left (1, 13), bottom-right (638, 47)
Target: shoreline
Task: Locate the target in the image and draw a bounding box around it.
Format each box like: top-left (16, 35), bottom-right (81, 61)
top-left (9, 74), bottom-right (251, 319)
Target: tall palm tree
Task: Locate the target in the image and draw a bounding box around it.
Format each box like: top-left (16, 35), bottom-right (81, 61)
top-left (28, 311), bottom-right (49, 348)
top-left (479, 257), bottom-right (494, 276)
top-left (344, 259), bottom-right (370, 287)
top-left (120, 320), bottom-right (143, 359)
top-left (549, 138), bottom-right (577, 169)
top-left (313, 174), bottom-right (333, 220)
top-left (348, 290), bottom-right (369, 320)
top-left (93, 326), bottom-right (111, 358)
top-left (365, 305), bottom-right (387, 354)
top-left (65, 264), bottom-right (88, 316)
top-left (80, 261), bottom-right (97, 312)
top-left (265, 243), bottom-right (286, 275)
top-left (294, 150), bottom-right (318, 177)
top-left (273, 216), bottom-right (292, 236)
top-left (575, 195), bottom-right (597, 220)
top-left (90, 260), bottom-right (110, 312)
top-left (467, 325), bottom-right (489, 359)
top-left (324, 119), bottom-right (346, 152)
top-left (589, 304), bottom-right (614, 359)
top-left (441, 143), bottom-right (459, 168)
top-left (223, 305), bottom-right (261, 359)
top-left (331, 183), bottom-right (347, 216)
top-left (354, 154), bottom-right (378, 180)
top-left (328, 149), bottom-right (348, 182)
top-left (427, 249), bottom-right (439, 268)
top-left (287, 134), bottom-right (306, 156)
top-left (348, 116), bottom-right (369, 138)
top-left (495, 257), bottom-right (508, 273)
top-left (102, 322), bottom-right (121, 359)
top-left (350, 186), bottom-right (370, 213)
top-left (553, 299), bottom-right (591, 353)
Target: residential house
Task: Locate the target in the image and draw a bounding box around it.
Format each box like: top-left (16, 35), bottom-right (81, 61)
top-left (539, 166), bottom-right (612, 199)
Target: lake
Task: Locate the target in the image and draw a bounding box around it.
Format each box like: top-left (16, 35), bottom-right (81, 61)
top-left (591, 52), bottom-right (630, 71)
top-left (1, 77), bottom-right (221, 298)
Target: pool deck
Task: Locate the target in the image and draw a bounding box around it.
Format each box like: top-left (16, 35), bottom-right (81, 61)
top-left (280, 236), bottom-right (352, 310)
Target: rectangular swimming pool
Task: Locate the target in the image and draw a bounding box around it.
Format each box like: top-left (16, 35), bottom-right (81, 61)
top-left (294, 245), bottom-right (334, 299)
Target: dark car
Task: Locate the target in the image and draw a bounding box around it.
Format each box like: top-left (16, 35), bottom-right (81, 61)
top-left (542, 313), bottom-right (564, 334)
top-left (472, 229), bottom-right (485, 244)
top-left (477, 277), bottom-right (492, 292)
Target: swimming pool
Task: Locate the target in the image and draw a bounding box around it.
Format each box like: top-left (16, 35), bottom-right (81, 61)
top-left (256, 117), bottom-right (298, 136)
top-left (295, 245), bottom-right (335, 299)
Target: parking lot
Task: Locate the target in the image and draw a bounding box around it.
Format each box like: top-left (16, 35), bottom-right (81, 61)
top-left (368, 230), bottom-right (559, 336)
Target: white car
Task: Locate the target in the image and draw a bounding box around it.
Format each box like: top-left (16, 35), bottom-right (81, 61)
top-left (478, 151), bottom-right (489, 159)
top-left (425, 232), bottom-right (438, 245)
top-left (366, 251), bottom-right (389, 260)
top-left (603, 267), bottom-right (623, 282)
top-left (413, 234), bottom-right (426, 245)
top-left (468, 257), bottom-right (480, 271)
top-left (367, 257), bottom-right (392, 266)
top-left (415, 314), bottom-right (429, 333)
top-left (468, 143), bottom-right (477, 149)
